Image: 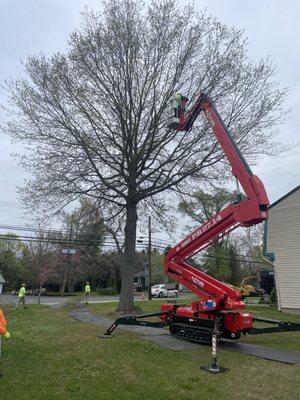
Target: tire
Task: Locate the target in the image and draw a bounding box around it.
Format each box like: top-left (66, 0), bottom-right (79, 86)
top-left (158, 292), bottom-right (164, 298)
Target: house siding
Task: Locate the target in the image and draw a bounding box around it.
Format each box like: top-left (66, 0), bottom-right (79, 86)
top-left (266, 188), bottom-right (300, 311)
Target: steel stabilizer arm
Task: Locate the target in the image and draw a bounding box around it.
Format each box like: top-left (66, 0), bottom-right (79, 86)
top-left (100, 311), bottom-right (170, 338)
top-left (248, 317), bottom-right (300, 335)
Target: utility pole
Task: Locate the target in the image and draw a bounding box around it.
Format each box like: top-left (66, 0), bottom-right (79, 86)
top-left (37, 237), bottom-right (42, 304)
top-left (148, 216), bottom-right (152, 300)
top-left (60, 216), bottom-right (74, 296)
top-left (248, 226), bottom-right (253, 275)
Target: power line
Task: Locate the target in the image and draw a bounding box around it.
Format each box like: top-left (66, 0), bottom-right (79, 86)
top-left (0, 223), bottom-right (168, 240)
top-left (0, 224), bottom-right (172, 248)
top-left (203, 254), bottom-right (266, 265)
top-left (0, 233), bottom-right (266, 264)
top-left (0, 233), bottom-right (156, 250)
top-left (0, 225), bottom-right (266, 264)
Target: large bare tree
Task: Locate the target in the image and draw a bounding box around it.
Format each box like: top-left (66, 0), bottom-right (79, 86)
top-left (3, 0), bottom-right (286, 311)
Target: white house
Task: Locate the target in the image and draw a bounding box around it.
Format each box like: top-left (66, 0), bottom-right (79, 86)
top-left (264, 185), bottom-right (300, 313)
top-left (0, 274), bottom-right (5, 294)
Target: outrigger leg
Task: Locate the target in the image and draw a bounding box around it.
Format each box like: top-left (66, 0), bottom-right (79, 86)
top-left (100, 311), bottom-right (170, 338)
top-left (201, 316), bottom-right (228, 374)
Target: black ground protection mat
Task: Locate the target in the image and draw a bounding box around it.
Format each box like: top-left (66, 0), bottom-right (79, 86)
top-left (69, 308), bottom-right (300, 364)
top-left (220, 341), bottom-right (300, 364)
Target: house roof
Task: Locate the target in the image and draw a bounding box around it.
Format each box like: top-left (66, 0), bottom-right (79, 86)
top-left (0, 274), bottom-right (5, 283)
top-left (269, 185), bottom-right (300, 210)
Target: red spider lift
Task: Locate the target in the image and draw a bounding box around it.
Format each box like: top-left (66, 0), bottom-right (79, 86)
top-left (161, 92), bottom-right (269, 342)
top-left (102, 93), bottom-right (300, 373)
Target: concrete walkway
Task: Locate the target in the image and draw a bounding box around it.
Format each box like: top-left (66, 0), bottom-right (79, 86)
top-left (70, 307), bottom-right (300, 364)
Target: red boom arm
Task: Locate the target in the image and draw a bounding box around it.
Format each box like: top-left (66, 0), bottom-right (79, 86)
top-left (165, 93), bottom-right (269, 311)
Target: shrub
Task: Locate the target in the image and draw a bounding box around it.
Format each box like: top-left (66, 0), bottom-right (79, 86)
top-left (96, 288), bottom-right (118, 295)
top-left (270, 287), bottom-right (277, 304)
top-left (258, 296), bottom-right (264, 304)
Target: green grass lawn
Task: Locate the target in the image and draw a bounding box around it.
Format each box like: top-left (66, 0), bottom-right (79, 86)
top-left (0, 302), bottom-right (299, 400)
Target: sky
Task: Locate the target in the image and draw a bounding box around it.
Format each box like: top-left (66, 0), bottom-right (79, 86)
top-left (0, 0), bottom-right (299, 236)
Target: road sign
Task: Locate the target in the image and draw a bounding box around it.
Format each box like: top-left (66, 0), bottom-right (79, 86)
top-left (62, 249), bottom-right (76, 254)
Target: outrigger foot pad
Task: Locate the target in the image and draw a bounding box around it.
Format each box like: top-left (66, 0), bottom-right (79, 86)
top-left (99, 333), bottom-right (113, 338)
top-left (200, 365), bottom-right (229, 374)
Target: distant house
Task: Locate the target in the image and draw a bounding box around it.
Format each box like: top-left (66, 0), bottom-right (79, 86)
top-left (264, 185), bottom-right (300, 313)
top-left (134, 270), bottom-right (148, 291)
top-left (0, 274), bottom-right (5, 294)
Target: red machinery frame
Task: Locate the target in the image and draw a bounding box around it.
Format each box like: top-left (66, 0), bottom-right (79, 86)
top-left (161, 92), bottom-right (269, 338)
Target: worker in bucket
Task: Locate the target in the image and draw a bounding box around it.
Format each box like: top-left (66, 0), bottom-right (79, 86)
top-left (173, 92), bottom-right (189, 119)
top-left (15, 283), bottom-right (28, 309)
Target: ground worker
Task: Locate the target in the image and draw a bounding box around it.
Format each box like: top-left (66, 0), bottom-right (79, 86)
top-left (16, 283), bottom-right (28, 309)
top-left (84, 282), bottom-right (91, 304)
top-left (0, 307), bottom-right (10, 377)
top-left (0, 307), bottom-right (10, 339)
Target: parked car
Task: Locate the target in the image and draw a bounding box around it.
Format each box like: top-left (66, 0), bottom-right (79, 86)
top-left (151, 284), bottom-right (178, 298)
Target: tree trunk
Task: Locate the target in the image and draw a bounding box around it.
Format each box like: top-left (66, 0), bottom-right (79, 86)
top-left (116, 203), bottom-right (137, 312)
top-left (115, 267), bottom-right (122, 293)
top-left (68, 279), bottom-right (75, 295)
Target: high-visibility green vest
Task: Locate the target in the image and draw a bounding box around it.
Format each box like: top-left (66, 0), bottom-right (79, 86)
top-left (85, 285), bottom-right (91, 294)
top-left (175, 93), bottom-right (182, 104)
top-left (18, 287), bottom-right (26, 298)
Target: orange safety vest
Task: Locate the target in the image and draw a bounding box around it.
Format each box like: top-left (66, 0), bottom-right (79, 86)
top-left (0, 307), bottom-right (8, 335)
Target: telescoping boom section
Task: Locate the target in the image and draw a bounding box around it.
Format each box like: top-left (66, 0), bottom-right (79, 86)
top-left (162, 92), bottom-right (269, 339)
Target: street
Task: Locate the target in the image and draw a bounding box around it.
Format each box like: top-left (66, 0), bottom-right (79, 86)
top-left (0, 292), bottom-right (193, 306)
